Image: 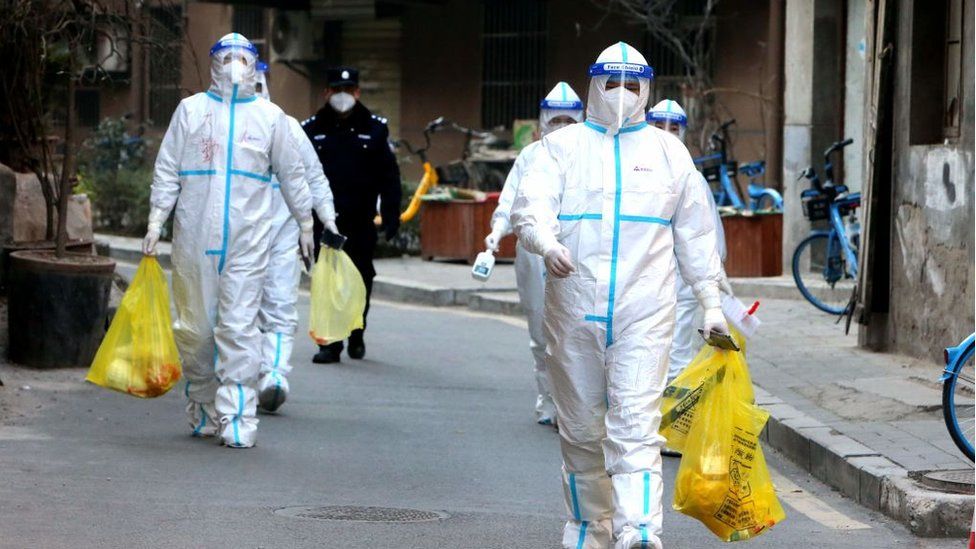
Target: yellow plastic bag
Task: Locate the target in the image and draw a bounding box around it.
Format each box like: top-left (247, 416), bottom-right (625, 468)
top-left (672, 358), bottom-right (786, 541)
top-left (660, 330), bottom-right (753, 452)
top-left (308, 247), bottom-right (366, 344)
top-left (86, 256), bottom-right (181, 398)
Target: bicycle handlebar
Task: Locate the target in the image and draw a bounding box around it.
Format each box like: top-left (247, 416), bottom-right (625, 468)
top-left (709, 119), bottom-right (737, 161)
top-left (823, 138), bottom-right (854, 158)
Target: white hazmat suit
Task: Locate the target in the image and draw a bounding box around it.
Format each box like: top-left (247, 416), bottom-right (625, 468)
top-left (485, 82), bottom-right (584, 426)
top-left (252, 63), bottom-right (338, 413)
top-left (647, 99), bottom-right (729, 381)
top-left (144, 34), bottom-right (314, 448)
top-left (511, 43), bottom-right (728, 549)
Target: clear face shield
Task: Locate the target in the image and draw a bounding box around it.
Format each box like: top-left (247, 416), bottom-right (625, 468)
top-left (539, 97), bottom-right (583, 136)
top-left (209, 35), bottom-right (258, 93)
top-left (216, 49), bottom-right (253, 84)
top-left (255, 62), bottom-right (269, 100)
top-left (587, 60), bottom-right (653, 133)
top-left (650, 118), bottom-right (687, 141)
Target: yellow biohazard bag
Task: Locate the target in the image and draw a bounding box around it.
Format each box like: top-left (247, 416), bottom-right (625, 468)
top-left (86, 256), bottom-right (182, 398)
top-left (308, 247), bottom-right (366, 345)
top-left (659, 330), bottom-right (754, 452)
top-left (672, 356), bottom-right (786, 541)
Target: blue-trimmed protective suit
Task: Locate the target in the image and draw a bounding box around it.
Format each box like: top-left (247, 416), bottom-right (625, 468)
top-left (488, 81), bottom-right (584, 426)
top-left (512, 43), bottom-right (725, 549)
top-left (148, 34), bottom-right (313, 448)
top-left (256, 115), bottom-right (336, 412)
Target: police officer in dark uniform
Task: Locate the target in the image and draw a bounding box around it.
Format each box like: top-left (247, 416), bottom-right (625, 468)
top-left (303, 66), bottom-right (402, 363)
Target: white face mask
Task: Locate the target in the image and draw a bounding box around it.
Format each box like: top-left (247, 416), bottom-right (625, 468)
top-left (605, 87), bottom-right (640, 130)
top-left (222, 60), bottom-right (247, 85)
top-left (329, 92), bottom-right (356, 113)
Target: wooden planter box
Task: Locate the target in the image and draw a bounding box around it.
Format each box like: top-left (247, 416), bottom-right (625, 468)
top-left (419, 198), bottom-right (516, 263)
top-left (721, 213), bottom-right (783, 277)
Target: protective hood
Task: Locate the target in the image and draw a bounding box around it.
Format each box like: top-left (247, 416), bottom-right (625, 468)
top-left (255, 61), bottom-right (270, 100)
top-left (539, 81), bottom-right (584, 136)
top-left (647, 99), bottom-right (687, 140)
top-left (208, 33), bottom-right (258, 99)
top-left (586, 42), bottom-right (653, 136)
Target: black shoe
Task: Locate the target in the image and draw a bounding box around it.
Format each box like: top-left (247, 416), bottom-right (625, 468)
top-left (347, 337), bottom-right (365, 360)
top-left (313, 345), bottom-right (341, 364)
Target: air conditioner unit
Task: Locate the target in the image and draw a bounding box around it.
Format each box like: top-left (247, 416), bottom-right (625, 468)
top-left (271, 11), bottom-right (325, 63)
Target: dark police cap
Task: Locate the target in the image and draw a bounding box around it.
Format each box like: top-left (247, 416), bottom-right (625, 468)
top-left (327, 66), bottom-right (359, 87)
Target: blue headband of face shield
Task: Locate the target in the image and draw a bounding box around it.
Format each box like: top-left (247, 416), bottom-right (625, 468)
top-left (539, 98), bottom-right (583, 110)
top-left (209, 35), bottom-right (258, 58)
top-left (588, 62), bottom-right (654, 80)
top-left (647, 110), bottom-right (687, 126)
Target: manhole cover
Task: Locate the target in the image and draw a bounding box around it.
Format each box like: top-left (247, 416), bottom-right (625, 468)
top-left (275, 505), bottom-right (449, 523)
top-left (918, 469), bottom-right (975, 494)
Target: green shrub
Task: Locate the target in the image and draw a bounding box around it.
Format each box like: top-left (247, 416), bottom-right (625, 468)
top-left (78, 117), bottom-right (154, 236)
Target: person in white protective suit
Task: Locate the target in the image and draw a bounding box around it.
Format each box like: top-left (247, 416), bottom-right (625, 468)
top-left (252, 61), bottom-right (339, 413)
top-left (142, 34), bottom-right (315, 448)
top-left (646, 99), bottom-right (729, 384)
top-left (511, 43), bottom-right (729, 549)
top-left (484, 81), bottom-right (584, 427)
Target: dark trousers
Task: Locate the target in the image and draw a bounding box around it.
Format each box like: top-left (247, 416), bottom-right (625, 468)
top-left (314, 216), bottom-right (376, 351)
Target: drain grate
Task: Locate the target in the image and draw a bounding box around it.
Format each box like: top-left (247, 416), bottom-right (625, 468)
top-left (275, 505), bottom-right (449, 523)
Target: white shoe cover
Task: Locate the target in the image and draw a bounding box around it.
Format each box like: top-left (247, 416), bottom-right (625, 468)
top-left (614, 527), bottom-right (662, 549)
top-left (186, 401), bottom-right (219, 437)
top-left (257, 371), bottom-right (289, 412)
top-left (536, 392), bottom-right (558, 426)
top-left (562, 519), bottom-right (613, 549)
top-left (216, 383), bottom-right (258, 448)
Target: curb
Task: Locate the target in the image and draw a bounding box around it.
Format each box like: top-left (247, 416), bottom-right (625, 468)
top-left (754, 387), bottom-right (973, 537)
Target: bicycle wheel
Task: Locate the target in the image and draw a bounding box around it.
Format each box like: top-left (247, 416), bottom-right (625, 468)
top-left (943, 342), bottom-right (975, 461)
top-left (791, 233), bottom-right (856, 315)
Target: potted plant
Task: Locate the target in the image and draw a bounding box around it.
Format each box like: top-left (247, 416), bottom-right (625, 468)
top-left (0, 0), bottom-right (133, 367)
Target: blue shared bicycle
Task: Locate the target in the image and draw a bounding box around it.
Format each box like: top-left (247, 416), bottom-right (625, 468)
top-left (694, 119), bottom-right (783, 211)
top-left (792, 138), bottom-right (861, 315)
top-left (739, 160), bottom-right (784, 211)
top-left (942, 334), bottom-right (975, 461)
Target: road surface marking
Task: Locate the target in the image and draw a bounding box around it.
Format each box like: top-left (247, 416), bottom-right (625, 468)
top-left (770, 468), bottom-right (871, 530)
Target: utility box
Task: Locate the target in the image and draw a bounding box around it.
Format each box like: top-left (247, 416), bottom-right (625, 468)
top-left (721, 213), bottom-right (783, 277)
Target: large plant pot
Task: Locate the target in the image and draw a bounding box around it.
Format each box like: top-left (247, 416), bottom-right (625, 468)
top-left (7, 250), bottom-right (115, 368)
top-left (0, 238), bottom-right (94, 294)
top-left (721, 213), bottom-right (783, 277)
top-left (419, 198), bottom-right (516, 264)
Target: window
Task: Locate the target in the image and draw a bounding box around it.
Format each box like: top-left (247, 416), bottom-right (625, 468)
top-left (481, 0), bottom-right (547, 129)
top-left (233, 6), bottom-right (267, 61)
top-left (75, 89), bottom-right (101, 127)
top-left (148, 5), bottom-right (183, 126)
top-left (943, 0), bottom-right (963, 137)
top-left (909, 0), bottom-right (964, 144)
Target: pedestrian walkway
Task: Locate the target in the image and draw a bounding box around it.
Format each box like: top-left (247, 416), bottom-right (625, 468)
top-left (97, 235), bottom-right (974, 536)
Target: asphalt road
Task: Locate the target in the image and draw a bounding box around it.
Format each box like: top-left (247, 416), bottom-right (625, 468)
top-left (0, 276), bottom-right (961, 548)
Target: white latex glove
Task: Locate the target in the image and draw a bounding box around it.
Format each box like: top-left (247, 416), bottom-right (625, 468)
top-left (299, 223), bottom-right (315, 264)
top-left (484, 229), bottom-right (503, 252)
top-left (142, 223), bottom-right (161, 256)
top-left (544, 243), bottom-right (575, 278)
top-left (702, 308), bottom-right (729, 341)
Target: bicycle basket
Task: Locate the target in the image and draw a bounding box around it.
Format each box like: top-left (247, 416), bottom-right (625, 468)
top-left (801, 189), bottom-right (830, 221)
